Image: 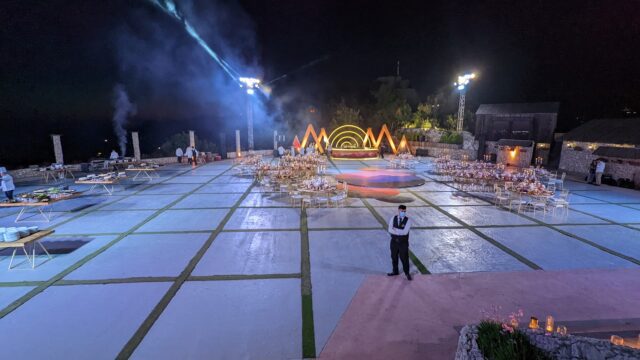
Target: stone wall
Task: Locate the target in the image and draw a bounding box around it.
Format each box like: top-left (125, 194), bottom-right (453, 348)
top-left (408, 142), bottom-right (477, 160)
top-left (559, 141), bottom-right (640, 185)
top-left (456, 324), bottom-right (640, 360)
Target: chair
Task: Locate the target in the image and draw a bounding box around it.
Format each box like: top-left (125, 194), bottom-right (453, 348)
top-left (508, 193), bottom-right (527, 213)
top-left (494, 187), bottom-right (510, 207)
top-left (531, 196), bottom-right (548, 216)
top-left (315, 194), bottom-right (330, 208)
top-left (289, 190), bottom-right (304, 207)
top-left (552, 172), bottom-right (566, 190)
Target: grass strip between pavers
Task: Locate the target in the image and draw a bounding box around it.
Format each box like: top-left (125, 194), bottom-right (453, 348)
top-left (0, 164), bottom-right (232, 319)
top-left (188, 273), bottom-right (301, 281)
top-left (300, 206), bottom-right (316, 358)
top-left (116, 180), bottom-right (256, 359)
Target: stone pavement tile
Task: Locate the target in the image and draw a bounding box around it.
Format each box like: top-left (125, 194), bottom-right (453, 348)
top-left (479, 226), bottom-right (638, 270)
top-left (573, 190), bottom-right (640, 204)
top-left (0, 235), bottom-right (116, 282)
top-left (557, 225), bottom-right (640, 260)
top-left (172, 193), bottom-right (243, 209)
top-left (136, 209), bottom-right (228, 233)
top-left (196, 183), bottom-right (251, 194)
top-left (136, 183), bottom-right (201, 195)
top-left (162, 175), bottom-right (214, 184)
top-left (441, 206), bottom-right (535, 226)
top-left (528, 209), bottom-right (606, 225)
top-left (54, 210), bottom-right (155, 234)
top-left (409, 229), bottom-right (531, 273)
top-left (563, 181), bottom-right (601, 191)
top-left (306, 208), bottom-right (380, 229)
top-left (131, 279), bottom-right (301, 360)
top-left (64, 233), bottom-right (209, 280)
top-left (572, 204), bottom-right (640, 223)
top-left (415, 191), bottom-right (490, 206)
top-left (410, 182), bottom-right (454, 191)
top-left (48, 195), bottom-right (125, 212)
top-left (182, 169), bottom-right (225, 176)
top-left (567, 193), bottom-right (606, 204)
top-left (192, 231), bottom-right (300, 275)
top-left (374, 206), bottom-right (460, 227)
top-left (0, 282), bottom-right (171, 360)
top-left (241, 193), bottom-right (293, 207)
top-left (101, 195), bottom-right (182, 210)
top-left (224, 208), bottom-right (300, 230)
top-left (211, 175), bottom-right (254, 184)
top-left (309, 229), bottom-right (389, 352)
top-left (365, 193), bottom-right (428, 207)
top-left (0, 286), bottom-right (35, 309)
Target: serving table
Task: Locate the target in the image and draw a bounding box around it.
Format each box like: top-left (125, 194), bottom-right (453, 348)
top-left (0, 229), bottom-right (54, 269)
top-left (126, 167), bottom-right (159, 181)
top-left (0, 194), bottom-right (81, 223)
top-left (75, 179), bottom-right (121, 195)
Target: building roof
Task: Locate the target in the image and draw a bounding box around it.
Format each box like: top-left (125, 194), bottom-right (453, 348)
top-left (497, 139), bottom-right (534, 147)
top-left (593, 146), bottom-right (640, 159)
top-left (564, 118), bottom-right (640, 144)
top-left (475, 102), bottom-right (560, 115)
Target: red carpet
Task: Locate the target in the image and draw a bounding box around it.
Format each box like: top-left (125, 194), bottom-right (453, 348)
top-left (319, 269), bottom-right (640, 359)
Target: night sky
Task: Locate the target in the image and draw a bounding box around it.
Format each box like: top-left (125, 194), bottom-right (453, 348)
top-left (1, 0), bottom-right (639, 167)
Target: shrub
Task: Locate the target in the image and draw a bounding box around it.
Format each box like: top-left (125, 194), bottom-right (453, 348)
top-left (439, 131), bottom-right (463, 144)
top-left (476, 321), bottom-right (551, 360)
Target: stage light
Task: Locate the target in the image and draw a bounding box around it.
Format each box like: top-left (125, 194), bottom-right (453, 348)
top-left (246, 88), bottom-right (255, 95)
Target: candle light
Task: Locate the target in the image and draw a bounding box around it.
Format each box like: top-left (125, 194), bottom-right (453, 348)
top-left (611, 335), bottom-right (624, 346)
top-left (545, 315), bottom-right (554, 333)
top-left (528, 317), bottom-right (539, 330)
top-left (556, 325), bottom-right (567, 336)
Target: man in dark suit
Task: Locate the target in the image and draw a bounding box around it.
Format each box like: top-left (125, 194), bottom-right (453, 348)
top-left (387, 204), bottom-right (412, 280)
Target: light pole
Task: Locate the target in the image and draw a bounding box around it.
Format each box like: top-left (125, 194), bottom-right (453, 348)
top-left (239, 77), bottom-right (261, 151)
top-left (453, 73), bottom-right (476, 132)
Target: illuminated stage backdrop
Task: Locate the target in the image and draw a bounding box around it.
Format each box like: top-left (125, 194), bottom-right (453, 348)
top-left (295, 124), bottom-right (410, 157)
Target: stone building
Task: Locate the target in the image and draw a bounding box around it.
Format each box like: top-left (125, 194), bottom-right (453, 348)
top-left (558, 118), bottom-right (640, 186)
top-left (475, 102), bottom-right (559, 165)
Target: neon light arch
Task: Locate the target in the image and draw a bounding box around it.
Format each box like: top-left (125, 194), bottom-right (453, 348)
top-left (328, 125), bottom-right (373, 149)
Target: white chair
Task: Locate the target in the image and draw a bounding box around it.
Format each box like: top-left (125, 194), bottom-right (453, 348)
top-left (315, 194), bottom-right (330, 208)
top-left (289, 191), bottom-right (304, 207)
top-left (552, 172), bottom-right (566, 190)
top-left (494, 187), bottom-right (510, 207)
top-left (531, 196), bottom-right (548, 216)
top-left (508, 193), bottom-right (527, 213)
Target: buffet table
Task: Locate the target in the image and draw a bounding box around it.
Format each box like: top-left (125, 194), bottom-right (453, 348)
top-left (0, 229), bottom-right (54, 269)
top-left (126, 167), bottom-right (159, 181)
top-left (40, 167), bottom-right (75, 183)
top-left (0, 193), bottom-right (80, 223)
top-left (75, 179), bottom-right (120, 195)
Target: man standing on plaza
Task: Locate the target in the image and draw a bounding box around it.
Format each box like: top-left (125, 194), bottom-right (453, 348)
top-left (595, 159), bottom-right (606, 186)
top-left (387, 204), bottom-right (412, 280)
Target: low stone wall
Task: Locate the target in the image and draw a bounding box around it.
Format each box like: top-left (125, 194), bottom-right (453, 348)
top-left (455, 324), bottom-right (640, 360)
top-left (408, 142), bottom-right (477, 160)
top-left (559, 141), bottom-right (640, 186)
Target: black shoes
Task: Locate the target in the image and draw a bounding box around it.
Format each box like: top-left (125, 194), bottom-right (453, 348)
top-left (406, 273), bottom-right (412, 281)
top-left (387, 272), bottom-right (412, 281)
top-left (387, 272), bottom-right (399, 276)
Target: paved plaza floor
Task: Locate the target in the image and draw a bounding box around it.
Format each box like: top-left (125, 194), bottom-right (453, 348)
top-left (1, 158), bottom-right (639, 359)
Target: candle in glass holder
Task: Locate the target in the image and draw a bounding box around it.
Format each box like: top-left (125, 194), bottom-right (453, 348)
top-left (556, 325), bottom-right (567, 336)
top-left (545, 315), bottom-right (554, 333)
top-left (528, 317), bottom-right (539, 330)
top-left (611, 335), bottom-right (624, 346)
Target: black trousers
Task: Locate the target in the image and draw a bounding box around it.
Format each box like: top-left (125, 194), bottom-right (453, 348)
top-left (177, 156), bottom-right (182, 163)
top-left (390, 238), bottom-right (410, 275)
top-left (4, 190), bottom-right (14, 200)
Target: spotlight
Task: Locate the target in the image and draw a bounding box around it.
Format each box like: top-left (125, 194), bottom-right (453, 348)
top-left (246, 88), bottom-right (255, 95)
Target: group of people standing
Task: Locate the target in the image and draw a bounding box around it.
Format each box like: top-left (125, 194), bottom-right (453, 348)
top-left (175, 146), bottom-right (199, 165)
top-left (587, 159), bottom-right (606, 186)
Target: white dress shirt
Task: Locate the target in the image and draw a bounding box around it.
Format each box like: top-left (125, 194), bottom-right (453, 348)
top-left (388, 215), bottom-right (411, 236)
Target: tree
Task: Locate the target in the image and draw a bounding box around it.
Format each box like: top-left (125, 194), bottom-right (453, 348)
top-left (329, 99), bottom-right (362, 129)
top-left (410, 102), bottom-right (437, 129)
top-left (443, 114), bottom-right (458, 131)
top-left (156, 132), bottom-right (217, 157)
top-left (371, 76), bottom-right (418, 132)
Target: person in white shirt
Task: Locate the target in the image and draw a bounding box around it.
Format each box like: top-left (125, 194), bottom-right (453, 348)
top-left (110, 150), bottom-right (119, 160)
top-left (595, 159), bottom-right (606, 186)
top-left (387, 204), bottom-right (412, 280)
top-left (176, 147), bottom-right (184, 163)
top-left (185, 146), bottom-right (193, 165)
top-left (277, 145), bottom-right (285, 157)
top-left (0, 167), bottom-right (16, 202)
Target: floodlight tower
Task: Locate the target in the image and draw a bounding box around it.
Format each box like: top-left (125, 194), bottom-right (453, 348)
top-left (239, 77), bottom-right (261, 150)
top-left (453, 73), bottom-right (476, 132)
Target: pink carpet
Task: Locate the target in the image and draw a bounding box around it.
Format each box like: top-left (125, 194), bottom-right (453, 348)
top-left (319, 269), bottom-right (640, 359)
